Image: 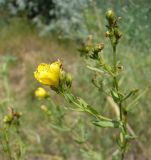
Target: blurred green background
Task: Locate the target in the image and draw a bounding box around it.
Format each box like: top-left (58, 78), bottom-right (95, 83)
top-left (0, 0), bottom-right (151, 159)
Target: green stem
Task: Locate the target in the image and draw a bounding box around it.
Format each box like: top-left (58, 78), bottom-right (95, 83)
top-left (122, 109), bottom-right (128, 160)
top-left (113, 45), bottom-right (117, 73)
top-left (113, 45), bottom-right (118, 91)
top-left (3, 128), bottom-right (12, 160)
top-left (119, 102), bottom-right (128, 160)
top-left (63, 91), bottom-right (112, 122)
top-left (112, 44), bottom-right (127, 160)
top-left (119, 102), bottom-right (123, 122)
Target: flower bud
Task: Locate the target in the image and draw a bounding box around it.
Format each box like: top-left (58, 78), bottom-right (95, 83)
top-left (59, 70), bottom-right (66, 82)
top-left (14, 112), bottom-right (22, 119)
top-left (41, 105), bottom-right (49, 112)
top-left (106, 9), bottom-right (115, 24)
top-left (3, 115), bottom-right (13, 124)
top-left (86, 35), bottom-right (93, 45)
top-left (41, 105), bottom-right (52, 115)
top-left (66, 74), bottom-right (72, 88)
top-left (94, 43), bottom-right (104, 55)
top-left (35, 87), bottom-right (49, 99)
top-left (114, 28), bottom-right (122, 39)
top-left (105, 31), bottom-right (110, 37)
top-left (97, 43), bottom-right (104, 51)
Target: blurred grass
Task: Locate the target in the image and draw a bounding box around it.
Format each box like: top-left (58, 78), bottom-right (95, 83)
top-left (0, 14), bottom-right (151, 159)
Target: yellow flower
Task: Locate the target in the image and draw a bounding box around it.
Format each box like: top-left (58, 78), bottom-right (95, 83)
top-left (34, 61), bottom-right (61, 87)
top-left (35, 87), bottom-right (49, 99)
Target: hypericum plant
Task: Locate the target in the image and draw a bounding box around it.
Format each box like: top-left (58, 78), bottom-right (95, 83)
top-left (0, 55), bottom-right (25, 160)
top-left (34, 10), bottom-right (143, 160)
top-left (1, 107), bottom-right (23, 160)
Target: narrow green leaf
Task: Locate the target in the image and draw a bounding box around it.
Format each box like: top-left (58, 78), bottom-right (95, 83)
top-left (64, 92), bottom-right (75, 103)
top-left (126, 88), bottom-right (148, 111)
top-left (74, 139), bottom-right (86, 144)
top-left (93, 120), bottom-right (120, 128)
top-left (125, 134), bottom-right (137, 140)
top-left (122, 89), bottom-right (139, 101)
top-left (87, 65), bottom-right (104, 74)
top-left (50, 124), bottom-right (70, 132)
top-left (77, 98), bottom-right (99, 115)
top-left (111, 90), bottom-right (120, 102)
top-left (77, 98), bottom-right (88, 109)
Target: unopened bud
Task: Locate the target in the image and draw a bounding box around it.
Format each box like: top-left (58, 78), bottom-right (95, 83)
top-left (3, 115), bottom-right (13, 124)
top-left (106, 9), bottom-right (115, 23)
top-left (66, 74), bottom-right (72, 88)
top-left (60, 70), bottom-right (66, 82)
top-left (94, 43), bottom-right (104, 53)
top-left (35, 87), bottom-right (49, 99)
top-left (14, 112), bottom-right (22, 119)
top-left (85, 46), bottom-right (91, 53)
top-left (41, 105), bottom-right (48, 112)
top-left (97, 43), bottom-right (104, 51)
top-left (105, 31), bottom-right (110, 37)
top-left (41, 105), bottom-right (51, 115)
top-left (86, 35), bottom-right (93, 45)
top-left (114, 28), bottom-right (122, 39)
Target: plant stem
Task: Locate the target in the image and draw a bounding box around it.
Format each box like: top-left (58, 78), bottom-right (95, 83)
top-left (63, 91), bottom-right (112, 121)
top-left (119, 102), bottom-right (127, 160)
top-left (3, 128), bottom-right (12, 160)
top-left (113, 45), bottom-right (117, 72)
top-left (113, 45), bottom-right (118, 91)
top-left (112, 44), bottom-right (127, 160)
